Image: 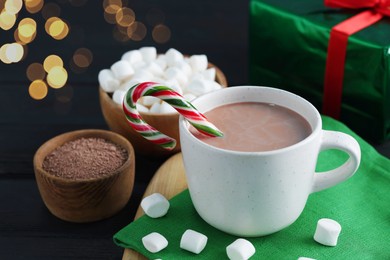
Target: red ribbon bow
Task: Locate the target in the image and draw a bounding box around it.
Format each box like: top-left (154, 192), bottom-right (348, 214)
top-left (322, 0), bottom-right (390, 118)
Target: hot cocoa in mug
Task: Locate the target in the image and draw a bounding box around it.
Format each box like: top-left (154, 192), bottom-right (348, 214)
top-left (179, 86), bottom-right (361, 237)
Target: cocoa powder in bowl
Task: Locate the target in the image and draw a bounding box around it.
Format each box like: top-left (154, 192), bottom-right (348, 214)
top-left (42, 137), bottom-right (128, 180)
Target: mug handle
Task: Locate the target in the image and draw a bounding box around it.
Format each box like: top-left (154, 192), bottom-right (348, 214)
top-left (311, 130), bottom-right (361, 193)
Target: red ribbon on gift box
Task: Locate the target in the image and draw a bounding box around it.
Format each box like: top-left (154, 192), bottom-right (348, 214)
top-left (323, 0), bottom-right (390, 118)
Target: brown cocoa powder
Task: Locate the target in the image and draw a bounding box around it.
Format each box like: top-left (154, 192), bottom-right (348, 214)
top-left (42, 137), bottom-right (128, 180)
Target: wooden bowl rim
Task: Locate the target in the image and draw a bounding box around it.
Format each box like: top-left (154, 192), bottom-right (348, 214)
top-left (33, 129), bottom-right (135, 183)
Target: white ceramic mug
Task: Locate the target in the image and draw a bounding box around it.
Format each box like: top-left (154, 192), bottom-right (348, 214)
top-left (179, 86), bottom-right (361, 237)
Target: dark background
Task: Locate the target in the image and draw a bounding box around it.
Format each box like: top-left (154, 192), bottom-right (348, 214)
top-left (0, 0), bottom-right (248, 259)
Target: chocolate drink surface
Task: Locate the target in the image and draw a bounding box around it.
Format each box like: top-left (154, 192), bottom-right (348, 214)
top-left (191, 102), bottom-right (312, 152)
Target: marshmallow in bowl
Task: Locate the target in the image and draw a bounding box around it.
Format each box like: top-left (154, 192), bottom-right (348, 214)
top-left (110, 60), bottom-right (134, 81)
top-left (189, 54), bottom-right (208, 73)
top-left (98, 47), bottom-right (223, 110)
top-left (226, 238), bottom-right (256, 260)
top-left (121, 49), bottom-right (142, 65)
top-left (142, 232), bottom-right (168, 253)
top-left (139, 46), bottom-right (157, 62)
top-left (98, 69), bottom-right (120, 93)
top-left (313, 218), bottom-right (342, 246)
top-left (165, 48), bottom-right (184, 67)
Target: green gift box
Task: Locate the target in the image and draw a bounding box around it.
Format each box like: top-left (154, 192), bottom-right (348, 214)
top-left (249, 0), bottom-right (390, 143)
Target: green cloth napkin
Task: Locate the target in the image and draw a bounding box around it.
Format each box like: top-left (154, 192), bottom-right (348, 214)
top-left (114, 116), bottom-right (390, 259)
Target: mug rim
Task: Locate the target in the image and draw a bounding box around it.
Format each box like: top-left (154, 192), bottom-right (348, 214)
top-left (179, 85), bottom-right (322, 155)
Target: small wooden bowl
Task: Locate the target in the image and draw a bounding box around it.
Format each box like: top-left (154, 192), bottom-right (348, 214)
top-left (33, 129), bottom-right (135, 223)
top-left (99, 62), bottom-right (227, 157)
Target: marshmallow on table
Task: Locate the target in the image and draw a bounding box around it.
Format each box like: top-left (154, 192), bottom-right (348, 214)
top-left (180, 229), bottom-right (208, 254)
top-left (313, 218), bottom-right (342, 246)
top-left (189, 54), bottom-right (208, 73)
top-left (140, 193), bottom-right (170, 218)
top-left (110, 60), bottom-right (134, 81)
top-left (226, 238), bottom-right (256, 260)
top-left (121, 49), bottom-right (142, 65)
top-left (140, 46), bottom-right (157, 63)
top-left (98, 69), bottom-right (120, 93)
top-left (142, 232), bottom-right (168, 253)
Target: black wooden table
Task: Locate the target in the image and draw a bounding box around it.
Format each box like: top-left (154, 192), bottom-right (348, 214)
top-left (0, 1), bottom-right (389, 259)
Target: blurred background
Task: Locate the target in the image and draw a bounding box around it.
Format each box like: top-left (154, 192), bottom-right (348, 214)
top-left (0, 0), bottom-right (248, 258)
top-left (0, 0), bottom-right (248, 173)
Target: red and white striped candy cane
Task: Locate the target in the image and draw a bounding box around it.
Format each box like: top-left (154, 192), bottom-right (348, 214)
top-left (122, 82), bottom-right (223, 150)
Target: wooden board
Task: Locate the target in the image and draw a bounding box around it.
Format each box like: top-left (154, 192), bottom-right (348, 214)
top-left (122, 153), bottom-right (187, 260)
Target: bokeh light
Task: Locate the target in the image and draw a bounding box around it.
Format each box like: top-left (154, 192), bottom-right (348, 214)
top-left (47, 66), bottom-right (68, 89)
top-left (5, 42), bottom-right (24, 62)
top-left (0, 44), bottom-right (12, 64)
top-left (0, 9), bottom-right (17, 30)
top-left (115, 7), bottom-right (135, 27)
top-left (29, 80), bottom-right (48, 100)
top-left (152, 24), bottom-right (171, 43)
top-left (25, 0), bottom-right (44, 14)
top-left (129, 21), bottom-right (146, 41)
top-left (43, 54), bottom-right (63, 73)
top-left (45, 17), bottom-right (69, 40)
top-left (17, 18), bottom-right (37, 44)
top-left (27, 62), bottom-right (46, 81)
top-left (4, 0), bottom-right (23, 15)
top-left (73, 47), bottom-right (93, 68)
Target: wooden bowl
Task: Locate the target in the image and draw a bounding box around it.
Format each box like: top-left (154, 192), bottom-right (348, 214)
top-left (33, 129), bottom-right (135, 223)
top-left (99, 62), bottom-right (227, 157)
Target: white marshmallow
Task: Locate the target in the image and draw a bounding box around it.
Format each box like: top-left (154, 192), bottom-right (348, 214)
top-left (110, 60), bottom-right (134, 81)
top-left (149, 102), bottom-right (162, 114)
top-left (155, 54), bottom-right (167, 70)
top-left (160, 101), bottom-right (177, 114)
top-left (144, 61), bottom-right (164, 77)
top-left (189, 54), bottom-right (208, 73)
top-left (226, 238), bottom-right (255, 260)
top-left (142, 232), bottom-right (168, 253)
top-left (132, 60), bottom-right (147, 70)
top-left (164, 67), bottom-right (188, 86)
top-left (136, 103), bottom-right (149, 113)
top-left (186, 78), bottom-right (214, 96)
top-left (141, 96), bottom-right (160, 107)
top-left (183, 93), bottom-right (197, 102)
top-left (98, 69), bottom-right (120, 93)
top-left (175, 60), bottom-right (192, 77)
top-left (120, 79), bottom-right (141, 92)
top-left (313, 218), bottom-right (342, 247)
top-left (121, 50), bottom-right (142, 65)
top-left (180, 229), bottom-right (208, 254)
top-left (202, 67), bottom-right (216, 81)
top-left (139, 46), bottom-right (157, 63)
top-left (132, 69), bottom-right (154, 82)
top-left (141, 193), bottom-right (169, 217)
top-left (165, 80), bottom-right (183, 95)
top-left (112, 89), bottom-right (125, 105)
top-left (298, 257), bottom-right (317, 260)
top-left (165, 48), bottom-right (184, 67)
